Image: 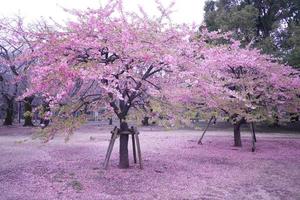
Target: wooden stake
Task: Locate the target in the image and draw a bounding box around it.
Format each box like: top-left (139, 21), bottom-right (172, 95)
top-left (103, 133), bottom-right (114, 167)
top-left (133, 127), bottom-right (143, 169)
top-left (132, 131), bottom-right (137, 163)
top-left (252, 122), bottom-right (257, 142)
top-left (103, 127), bottom-right (118, 169)
top-left (198, 116), bottom-right (215, 145)
top-left (250, 122), bottom-right (256, 152)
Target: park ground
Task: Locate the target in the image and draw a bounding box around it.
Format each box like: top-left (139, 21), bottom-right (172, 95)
top-left (0, 122), bottom-right (300, 200)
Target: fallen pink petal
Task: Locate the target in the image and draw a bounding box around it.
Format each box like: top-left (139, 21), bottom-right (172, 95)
top-left (0, 124), bottom-right (300, 199)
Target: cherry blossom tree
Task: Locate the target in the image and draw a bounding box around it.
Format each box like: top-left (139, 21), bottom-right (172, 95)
top-left (21, 0), bottom-right (197, 168)
top-left (0, 17), bottom-right (35, 126)
top-left (165, 29), bottom-right (300, 147)
top-left (0, 17), bottom-right (39, 126)
top-left (0, 71), bottom-right (17, 125)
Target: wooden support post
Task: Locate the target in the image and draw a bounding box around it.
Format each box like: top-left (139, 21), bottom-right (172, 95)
top-left (131, 132), bottom-right (137, 164)
top-left (250, 122), bottom-right (256, 152)
top-left (104, 126), bottom-right (143, 169)
top-left (198, 116), bottom-right (215, 145)
top-left (103, 127), bottom-right (118, 169)
top-left (252, 122), bottom-right (257, 142)
top-left (105, 126), bottom-right (118, 160)
top-left (133, 127), bottom-right (143, 169)
top-left (103, 135), bottom-right (113, 167)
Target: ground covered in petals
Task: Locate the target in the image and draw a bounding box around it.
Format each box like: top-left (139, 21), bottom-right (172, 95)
top-left (0, 122), bottom-right (299, 200)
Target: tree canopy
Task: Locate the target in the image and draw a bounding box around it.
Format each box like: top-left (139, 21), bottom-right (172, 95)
top-left (204, 0), bottom-right (300, 67)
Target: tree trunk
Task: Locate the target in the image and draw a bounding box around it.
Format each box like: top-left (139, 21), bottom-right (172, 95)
top-left (23, 97), bottom-right (34, 126)
top-left (270, 114), bottom-right (279, 127)
top-left (3, 100), bottom-right (13, 126)
top-left (233, 119), bottom-right (244, 147)
top-left (119, 121), bottom-right (129, 168)
top-left (233, 123), bottom-right (242, 147)
top-left (108, 118), bottom-right (113, 125)
top-left (40, 102), bottom-right (50, 128)
top-left (142, 116), bottom-right (149, 126)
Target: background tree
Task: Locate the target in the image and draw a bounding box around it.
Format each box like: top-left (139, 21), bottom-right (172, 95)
top-left (164, 30), bottom-right (300, 147)
top-left (0, 72), bottom-right (17, 125)
top-left (204, 0), bottom-right (300, 67)
top-left (0, 17), bottom-right (36, 126)
top-left (279, 22), bottom-right (300, 68)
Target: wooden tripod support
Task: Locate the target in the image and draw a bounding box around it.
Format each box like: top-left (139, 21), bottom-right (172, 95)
top-left (103, 126), bottom-right (143, 169)
top-left (198, 117), bottom-right (257, 152)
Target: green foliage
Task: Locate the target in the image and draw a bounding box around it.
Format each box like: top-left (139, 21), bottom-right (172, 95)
top-left (204, 0), bottom-right (300, 68)
top-left (33, 105), bottom-right (87, 142)
top-left (205, 3), bottom-right (258, 44)
top-left (282, 24), bottom-right (300, 68)
top-left (255, 37), bottom-right (278, 55)
top-left (146, 98), bottom-right (191, 129)
top-left (23, 111), bottom-right (33, 118)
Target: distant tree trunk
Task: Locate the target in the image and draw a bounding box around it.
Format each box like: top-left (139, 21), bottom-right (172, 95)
top-left (3, 98), bottom-right (14, 126)
top-left (40, 102), bottom-right (50, 128)
top-left (23, 96), bottom-right (34, 126)
top-left (270, 114), bottom-right (279, 127)
top-left (108, 118), bottom-right (113, 125)
top-left (18, 102), bottom-right (22, 123)
top-left (233, 118), bottom-right (245, 147)
top-left (233, 123), bottom-right (242, 147)
top-left (119, 120), bottom-right (129, 168)
top-left (142, 116), bottom-right (149, 126)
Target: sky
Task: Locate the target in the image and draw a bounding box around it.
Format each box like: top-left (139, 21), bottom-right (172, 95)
top-left (0, 0), bottom-right (205, 25)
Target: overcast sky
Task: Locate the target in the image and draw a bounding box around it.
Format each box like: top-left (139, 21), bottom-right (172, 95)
top-left (0, 0), bottom-right (205, 25)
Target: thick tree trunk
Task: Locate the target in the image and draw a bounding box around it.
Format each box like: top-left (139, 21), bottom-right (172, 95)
top-left (233, 123), bottom-right (242, 147)
top-left (119, 121), bottom-right (129, 168)
top-left (3, 101), bottom-right (13, 126)
top-left (233, 118), bottom-right (245, 147)
top-left (23, 97), bottom-right (34, 127)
